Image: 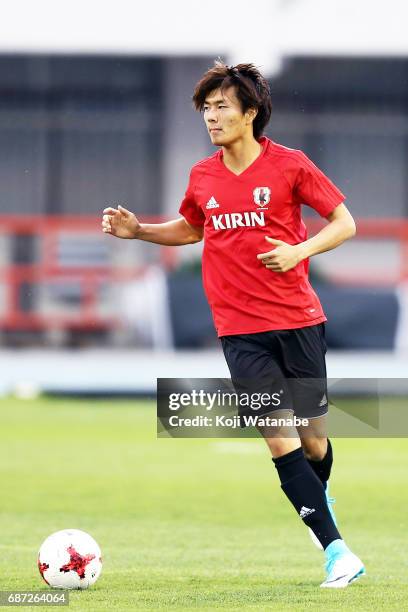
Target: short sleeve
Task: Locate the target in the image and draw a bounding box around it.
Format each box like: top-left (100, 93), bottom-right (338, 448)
top-left (294, 151), bottom-right (345, 217)
top-left (179, 170), bottom-right (205, 228)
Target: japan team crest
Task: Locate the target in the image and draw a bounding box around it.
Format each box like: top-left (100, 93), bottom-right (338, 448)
top-left (253, 186), bottom-right (271, 208)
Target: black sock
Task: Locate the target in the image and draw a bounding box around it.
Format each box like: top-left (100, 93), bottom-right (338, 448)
top-left (273, 447), bottom-right (341, 550)
top-left (306, 439), bottom-right (333, 487)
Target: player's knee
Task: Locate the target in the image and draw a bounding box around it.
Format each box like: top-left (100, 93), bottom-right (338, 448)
top-left (266, 438), bottom-right (300, 458)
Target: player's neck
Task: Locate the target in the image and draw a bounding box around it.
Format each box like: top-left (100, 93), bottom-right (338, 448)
top-left (221, 136), bottom-right (262, 176)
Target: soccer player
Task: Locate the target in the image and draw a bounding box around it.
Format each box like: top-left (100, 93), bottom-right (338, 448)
top-left (101, 61), bottom-right (365, 588)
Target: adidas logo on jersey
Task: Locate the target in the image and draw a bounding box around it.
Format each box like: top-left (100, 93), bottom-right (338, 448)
top-left (211, 211), bottom-right (265, 230)
top-left (299, 506), bottom-right (315, 519)
top-left (206, 196), bottom-right (219, 209)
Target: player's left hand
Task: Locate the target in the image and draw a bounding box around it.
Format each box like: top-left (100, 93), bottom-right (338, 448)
top-left (257, 237), bottom-right (303, 273)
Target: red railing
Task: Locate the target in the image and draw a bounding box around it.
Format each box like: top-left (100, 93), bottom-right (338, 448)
top-left (0, 215), bottom-right (176, 331)
top-left (305, 217), bottom-right (408, 284)
top-left (0, 215), bottom-right (407, 331)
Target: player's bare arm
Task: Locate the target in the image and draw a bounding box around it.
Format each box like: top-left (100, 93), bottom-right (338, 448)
top-left (102, 205), bottom-right (203, 245)
top-left (257, 203), bottom-right (356, 273)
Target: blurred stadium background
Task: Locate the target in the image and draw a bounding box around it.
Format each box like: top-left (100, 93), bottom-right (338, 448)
top-left (0, 0), bottom-right (407, 394)
top-left (1, 2), bottom-right (408, 608)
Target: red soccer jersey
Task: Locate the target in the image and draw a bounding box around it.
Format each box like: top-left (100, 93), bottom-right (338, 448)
top-left (179, 137), bottom-right (345, 337)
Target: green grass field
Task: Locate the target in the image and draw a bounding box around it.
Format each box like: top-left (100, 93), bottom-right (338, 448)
top-left (0, 397), bottom-right (407, 610)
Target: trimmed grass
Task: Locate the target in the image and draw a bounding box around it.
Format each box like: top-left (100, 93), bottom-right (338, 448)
top-left (0, 397), bottom-right (407, 610)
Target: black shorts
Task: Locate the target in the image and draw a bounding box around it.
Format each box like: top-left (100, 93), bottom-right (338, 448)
top-left (220, 323), bottom-right (328, 420)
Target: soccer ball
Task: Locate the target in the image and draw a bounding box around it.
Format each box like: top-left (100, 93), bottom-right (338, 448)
top-left (38, 529), bottom-right (102, 589)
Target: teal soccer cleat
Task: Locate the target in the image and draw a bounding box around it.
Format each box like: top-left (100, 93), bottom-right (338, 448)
top-left (320, 539), bottom-right (366, 588)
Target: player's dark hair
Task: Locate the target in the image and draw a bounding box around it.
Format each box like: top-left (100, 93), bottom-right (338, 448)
top-left (192, 60), bottom-right (272, 140)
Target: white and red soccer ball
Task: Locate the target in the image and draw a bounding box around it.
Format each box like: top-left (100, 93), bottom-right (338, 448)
top-left (38, 529), bottom-right (102, 589)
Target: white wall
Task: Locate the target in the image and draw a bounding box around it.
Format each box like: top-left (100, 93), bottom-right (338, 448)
top-left (1, 1), bottom-right (407, 76)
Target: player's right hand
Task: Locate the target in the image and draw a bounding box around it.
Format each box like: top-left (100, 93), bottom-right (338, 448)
top-left (101, 205), bottom-right (141, 239)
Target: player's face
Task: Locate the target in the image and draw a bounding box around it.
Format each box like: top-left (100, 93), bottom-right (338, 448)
top-left (203, 87), bottom-right (253, 146)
